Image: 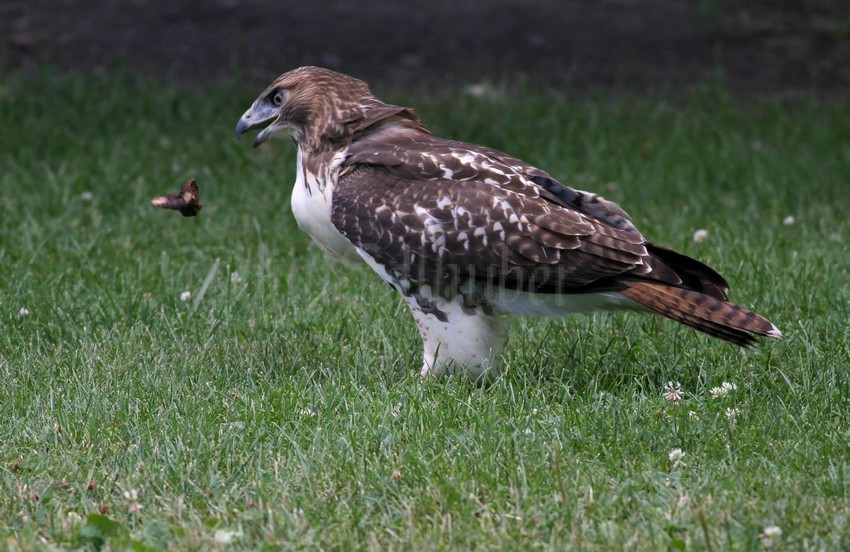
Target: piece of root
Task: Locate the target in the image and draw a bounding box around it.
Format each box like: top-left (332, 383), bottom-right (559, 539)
top-left (151, 177), bottom-right (202, 217)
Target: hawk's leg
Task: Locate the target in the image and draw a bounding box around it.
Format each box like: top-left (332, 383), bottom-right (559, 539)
top-left (357, 250), bottom-right (504, 381)
top-left (404, 286), bottom-right (505, 381)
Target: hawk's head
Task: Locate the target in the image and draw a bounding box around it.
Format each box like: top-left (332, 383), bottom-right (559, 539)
top-left (236, 66), bottom-right (383, 152)
top-left (237, 66), bottom-right (426, 153)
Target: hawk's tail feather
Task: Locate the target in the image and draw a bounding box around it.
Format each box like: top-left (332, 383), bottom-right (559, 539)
top-left (619, 281), bottom-right (782, 347)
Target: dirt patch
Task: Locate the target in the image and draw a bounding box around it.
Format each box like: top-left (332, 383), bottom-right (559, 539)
top-left (3, 0), bottom-right (849, 95)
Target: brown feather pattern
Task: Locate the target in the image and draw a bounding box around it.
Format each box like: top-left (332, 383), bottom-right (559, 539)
top-left (243, 67), bottom-right (780, 349)
top-left (618, 281), bottom-right (778, 346)
top-left (330, 114), bottom-right (779, 345)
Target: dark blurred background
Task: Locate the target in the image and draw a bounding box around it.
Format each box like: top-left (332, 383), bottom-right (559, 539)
top-left (2, 0), bottom-right (849, 95)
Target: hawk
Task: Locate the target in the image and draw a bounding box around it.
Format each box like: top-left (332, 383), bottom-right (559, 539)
top-left (236, 67), bottom-right (781, 380)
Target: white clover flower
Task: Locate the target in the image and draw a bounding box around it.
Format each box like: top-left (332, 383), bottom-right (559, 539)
top-left (524, 427), bottom-right (533, 435)
top-left (668, 448), bottom-right (686, 469)
top-left (214, 529), bottom-right (243, 544)
top-left (180, 291), bottom-right (191, 302)
top-left (692, 229), bottom-right (709, 243)
top-left (759, 525), bottom-right (782, 548)
top-left (19, 307), bottom-right (30, 318)
top-left (123, 489), bottom-right (143, 513)
top-left (80, 191), bottom-right (94, 201)
top-left (63, 511), bottom-right (83, 530)
top-left (710, 381), bottom-right (738, 399)
top-left (230, 272), bottom-right (242, 285)
top-left (663, 381), bottom-right (683, 403)
top-left (725, 407), bottom-right (740, 423)
top-left (782, 215), bottom-right (795, 226)
top-left (763, 526), bottom-right (782, 538)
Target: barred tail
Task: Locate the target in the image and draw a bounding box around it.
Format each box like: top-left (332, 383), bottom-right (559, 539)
top-left (619, 281), bottom-right (782, 347)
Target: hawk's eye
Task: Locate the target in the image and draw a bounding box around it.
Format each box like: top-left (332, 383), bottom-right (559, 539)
top-left (272, 90), bottom-right (286, 107)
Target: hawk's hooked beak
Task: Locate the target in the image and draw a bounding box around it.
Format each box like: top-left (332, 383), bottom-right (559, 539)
top-left (235, 106), bottom-right (279, 148)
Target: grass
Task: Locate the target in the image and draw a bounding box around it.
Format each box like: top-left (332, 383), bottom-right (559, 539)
top-left (1, 70), bottom-right (848, 550)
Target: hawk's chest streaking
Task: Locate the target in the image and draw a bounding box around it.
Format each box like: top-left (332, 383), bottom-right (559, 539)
top-left (236, 66), bottom-right (781, 382)
top-left (290, 148), bottom-right (361, 267)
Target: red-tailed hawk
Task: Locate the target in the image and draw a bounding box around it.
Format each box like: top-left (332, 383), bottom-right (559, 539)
top-left (236, 67), bottom-right (781, 380)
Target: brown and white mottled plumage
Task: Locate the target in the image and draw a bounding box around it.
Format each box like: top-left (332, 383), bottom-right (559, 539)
top-left (236, 66), bottom-right (781, 380)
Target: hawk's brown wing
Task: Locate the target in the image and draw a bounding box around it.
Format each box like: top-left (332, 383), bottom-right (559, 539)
top-left (332, 162), bottom-right (647, 295)
top-left (335, 132), bottom-right (726, 296)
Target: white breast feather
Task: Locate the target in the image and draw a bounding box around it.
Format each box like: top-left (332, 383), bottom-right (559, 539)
top-left (291, 149), bottom-right (361, 266)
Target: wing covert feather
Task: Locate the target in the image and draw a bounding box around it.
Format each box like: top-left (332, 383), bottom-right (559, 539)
top-left (331, 164), bottom-right (645, 292)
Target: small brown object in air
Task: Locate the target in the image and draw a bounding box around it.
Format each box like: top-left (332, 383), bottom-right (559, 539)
top-left (151, 177), bottom-right (202, 217)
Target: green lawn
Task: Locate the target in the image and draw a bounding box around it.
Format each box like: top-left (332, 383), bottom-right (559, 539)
top-left (1, 72), bottom-right (848, 550)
